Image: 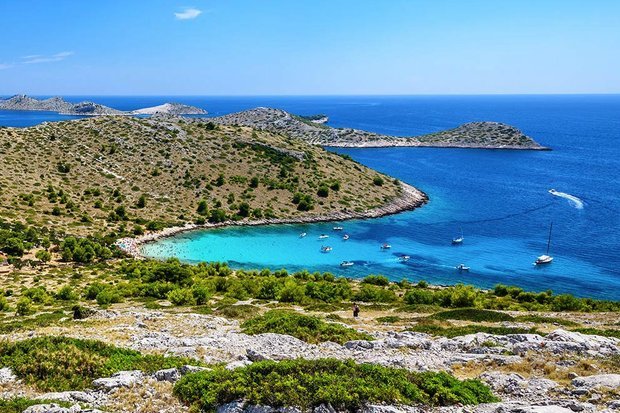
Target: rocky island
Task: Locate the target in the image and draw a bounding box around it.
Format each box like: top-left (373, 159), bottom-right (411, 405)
top-left (209, 107), bottom-right (548, 150)
top-left (0, 95), bottom-right (207, 116)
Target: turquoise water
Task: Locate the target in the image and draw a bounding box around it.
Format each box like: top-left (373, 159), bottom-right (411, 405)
top-left (3, 95), bottom-right (619, 299)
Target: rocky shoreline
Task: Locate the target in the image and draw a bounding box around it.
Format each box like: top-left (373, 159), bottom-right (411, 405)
top-left (116, 182), bottom-right (428, 257)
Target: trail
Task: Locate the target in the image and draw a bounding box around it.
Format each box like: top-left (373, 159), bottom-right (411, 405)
top-left (549, 189), bottom-right (584, 209)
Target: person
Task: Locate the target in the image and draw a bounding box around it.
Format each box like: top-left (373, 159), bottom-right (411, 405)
top-left (352, 303), bottom-right (360, 318)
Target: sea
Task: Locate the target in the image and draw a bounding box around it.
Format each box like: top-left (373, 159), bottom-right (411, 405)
top-left (2, 95), bottom-right (619, 300)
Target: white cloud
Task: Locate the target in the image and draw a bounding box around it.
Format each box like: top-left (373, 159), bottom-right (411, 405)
top-left (174, 7), bottom-right (202, 20)
top-left (0, 63), bottom-right (12, 70)
top-left (21, 51), bottom-right (74, 64)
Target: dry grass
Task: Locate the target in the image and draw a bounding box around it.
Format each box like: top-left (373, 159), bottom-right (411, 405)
top-left (105, 379), bottom-right (189, 413)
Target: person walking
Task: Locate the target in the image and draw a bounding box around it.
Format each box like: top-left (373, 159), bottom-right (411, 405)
top-left (352, 303), bottom-right (360, 318)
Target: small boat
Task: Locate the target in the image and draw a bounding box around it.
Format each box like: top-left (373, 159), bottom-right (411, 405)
top-left (452, 227), bottom-right (464, 245)
top-left (534, 223), bottom-right (554, 265)
top-left (342, 234), bottom-right (350, 241)
top-left (381, 243), bottom-right (391, 250)
top-left (399, 255), bottom-right (410, 262)
top-left (456, 263), bottom-right (470, 271)
top-left (340, 261), bottom-right (354, 267)
top-left (333, 226), bottom-right (344, 231)
top-left (318, 234), bottom-right (329, 239)
top-left (321, 246), bottom-right (333, 253)
top-left (299, 232), bottom-right (307, 238)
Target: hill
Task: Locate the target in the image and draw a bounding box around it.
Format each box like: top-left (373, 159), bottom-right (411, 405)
top-left (210, 107), bottom-right (548, 150)
top-left (0, 95), bottom-right (206, 116)
top-left (0, 116), bottom-right (425, 237)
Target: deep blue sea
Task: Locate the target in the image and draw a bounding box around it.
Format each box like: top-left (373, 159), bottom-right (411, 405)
top-left (2, 95), bottom-right (619, 299)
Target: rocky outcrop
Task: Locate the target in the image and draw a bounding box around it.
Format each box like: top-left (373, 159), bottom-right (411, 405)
top-left (208, 107), bottom-right (548, 150)
top-left (0, 366), bottom-right (16, 383)
top-left (131, 102), bottom-right (207, 115)
top-left (0, 94), bottom-right (205, 116)
top-left (22, 404), bottom-right (105, 413)
top-left (92, 370), bottom-right (144, 390)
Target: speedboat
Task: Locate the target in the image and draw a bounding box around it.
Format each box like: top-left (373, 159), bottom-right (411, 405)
top-left (340, 261), bottom-right (354, 267)
top-left (299, 232), bottom-right (307, 238)
top-left (381, 243), bottom-right (391, 250)
top-left (318, 234), bottom-right (329, 239)
top-left (456, 264), bottom-right (470, 271)
top-left (342, 234), bottom-right (350, 241)
top-left (333, 226), bottom-right (344, 231)
top-left (399, 255), bottom-right (410, 262)
top-left (321, 246), bottom-right (333, 253)
top-left (452, 227), bottom-right (464, 245)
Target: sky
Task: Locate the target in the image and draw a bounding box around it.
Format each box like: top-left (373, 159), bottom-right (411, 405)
top-left (1, 0), bottom-right (619, 95)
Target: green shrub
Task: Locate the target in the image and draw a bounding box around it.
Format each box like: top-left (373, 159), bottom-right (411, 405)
top-left (167, 288), bottom-right (196, 306)
top-left (431, 308), bottom-right (514, 323)
top-left (55, 285), bottom-right (78, 301)
top-left (0, 295), bottom-right (10, 311)
top-left (404, 289), bottom-right (436, 305)
top-left (361, 275), bottom-right (390, 286)
top-left (407, 322), bottom-right (539, 338)
top-left (354, 285), bottom-right (397, 303)
top-left (372, 176), bottom-right (384, 186)
top-left (0, 398), bottom-right (71, 413)
top-left (15, 297), bottom-right (34, 316)
top-left (173, 359), bottom-right (498, 411)
top-left (0, 336), bottom-right (201, 391)
top-left (241, 310), bottom-right (372, 344)
top-left (216, 304), bottom-right (258, 319)
top-left (96, 289), bottom-right (122, 305)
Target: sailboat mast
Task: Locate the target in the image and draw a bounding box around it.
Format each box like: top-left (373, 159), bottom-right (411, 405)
top-left (546, 222), bottom-right (553, 254)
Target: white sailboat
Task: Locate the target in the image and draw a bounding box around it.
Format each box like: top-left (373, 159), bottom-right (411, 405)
top-left (535, 223), bottom-right (554, 265)
top-left (452, 227), bottom-right (464, 245)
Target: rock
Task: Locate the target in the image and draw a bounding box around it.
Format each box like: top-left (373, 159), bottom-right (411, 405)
top-left (360, 405), bottom-right (410, 413)
top-left (22, 404), bottom-right (82, 413)
top-left (343, 340), bottom-right (375, 350)
top-left (34, 391), bottom-right (96, 404)
top-left (216, 401), bottom-right (301, 413)
top-left (568, 372), bottom-right (579, 379)
top-left (225, 360), bottom-right (253, 370)
top-left (153, 367), bottom-right (181, 382)
top-left (179, 364), bottom-right (210, 375)
top-left (0, 366), bottom-right (17, 383)
top-left (247, 348), bottom-right (272, 362)
top-left (313, 404), bottom-right (337, 413)
top-left (92, 370), bottom-right (144, 390)
top-left (217, 401), bottom-right (246, 413)
top-left (572, 374), bottom-right (620, 390)
top-left (607, 400), bottom-right (620, 409)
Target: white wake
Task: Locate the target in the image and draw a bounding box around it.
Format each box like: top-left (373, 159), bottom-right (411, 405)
top-left (549, 189), bottom-right (584, 209)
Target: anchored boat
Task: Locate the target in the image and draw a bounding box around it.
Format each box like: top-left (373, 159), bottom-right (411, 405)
top-left (535, 222), bottom-right (554, 265)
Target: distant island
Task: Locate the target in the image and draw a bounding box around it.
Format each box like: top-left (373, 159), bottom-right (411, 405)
top-left (0, 95), bottom-right (207, 116)
top-left (209, 107), bottom-right (549, 150)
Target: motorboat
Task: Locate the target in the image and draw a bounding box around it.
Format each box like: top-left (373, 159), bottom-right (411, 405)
top-left (340, 261), bottom-right (354, 267)
top-left (381, 243), bottom-right (391, 250)
top-left (456, 264), bottom-right (470, 271)
top-left (342, 234), bottom-right (350, 241)
top-left (321, 246), bottom-right (333, 253)
top-left (333, 226), bottom-right (344, 231)
top-left (318, 234), bottom-right (329, 239)
top-left (299, 232), bottom-right (307, 238)
top-left (398, 255), bottom-right (410, 262)
top-left (452, 227), bottom-right (464, 245)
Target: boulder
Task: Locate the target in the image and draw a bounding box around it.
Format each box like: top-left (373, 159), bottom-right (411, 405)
top-left (22, 404), bottom-right (84, 413)
top-left (153, 367), bottom-right (181, 382)
top-left (572, 374), bottom-right (620, 390)
top-left (179, 364), bottom-right (210, 375)
top-left (34, 391), bottom-right (96, 404)
top-left (92, 370), bottom-right (144, 390)
top-left (247, 348), bottom-right (272, 362)
top-left (0, 366), bottom-right (16, 383)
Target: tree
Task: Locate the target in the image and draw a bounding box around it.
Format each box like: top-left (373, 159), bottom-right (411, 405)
top-left (2, 238), bottom-right (24, 256)
top-left (317, 186), bottom-right (329, 198)
top-left (35, 250), bottom-right (52, 263)
top-left (197, 200), bottom-right (209, 216)
top-left (249, 176), bottom-right (259, 188)
top-left (238, 202), bottom-right (250, 218)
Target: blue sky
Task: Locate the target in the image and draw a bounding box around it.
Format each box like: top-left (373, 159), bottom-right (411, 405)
top-left (1, 0), bottom-right (619, 95)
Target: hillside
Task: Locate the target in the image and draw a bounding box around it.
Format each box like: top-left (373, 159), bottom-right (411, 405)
top-left (0, 116), bottom-right (424, 237)
top-left (0, 95), bottom-right (206, 116)
top-left (210, 107), bottom-right (548, 150)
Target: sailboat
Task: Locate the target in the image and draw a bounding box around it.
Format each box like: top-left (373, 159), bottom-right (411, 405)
top-left (452, 227), bottom-right (464, 245)
top-left (534, 223), bottom-right (554, 265)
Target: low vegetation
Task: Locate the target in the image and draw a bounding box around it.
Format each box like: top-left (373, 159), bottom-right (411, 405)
top-left (430, 308), bottom-right (515, 323)
top-left (241, 310), bottom-right (372, 344)
top-left (173, 358), bottom-right (498, 411)
top-left (0, 398), bottom-right (72, 413)
top-left (0, 336), bottom-right (201, 391)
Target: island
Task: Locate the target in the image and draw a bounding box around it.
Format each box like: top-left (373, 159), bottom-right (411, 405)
top-left (209, 107), bottom-right (549, 150)
top-left (0, 94), bottom-right (207, 116)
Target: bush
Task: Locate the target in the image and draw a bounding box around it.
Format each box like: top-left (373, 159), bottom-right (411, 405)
top-left (35, 250), bottom-right (52, 262)
top-left (404, 289), bottom-right (436, 305)
top-left (241, 310), bottom-right (372, 344)
top-left (96, 289), bottom-right (122, 305)
top-left (373, 176), bottom-right (384, 186)
top-left (354, 285), bottom-right (397, 303)
top-left (15, 297), bottom-right (34, 316)
top-left (317, 186), bottom-right (329, 197)
top-left (173, 359), bottom-right (498, 412)
top-left (55, 285), bottom-right (78, 301)
top-left (552, 294), bottom-right (584, 311)
top-left (361, 275), bottom-right (389, 286)
top-left (167, 288), bottom-right (196, 306)
top-left (0, 398), bottom-right (72, 413)
top-left (0, 295), bottom-right (10, 311)
top-left (0, 336), bottom-right (200, 391)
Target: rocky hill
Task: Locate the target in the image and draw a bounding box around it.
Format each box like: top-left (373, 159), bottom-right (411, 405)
top-left (0, 95), bottom-right (206, 116)
top-left (0, 115), bottom-right (424, 236)
top-left (210, 107), bottom-right (548, 150)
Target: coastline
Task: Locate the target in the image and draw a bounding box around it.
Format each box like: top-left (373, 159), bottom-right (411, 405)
top-left (116, 182), bottom-right (428, 258)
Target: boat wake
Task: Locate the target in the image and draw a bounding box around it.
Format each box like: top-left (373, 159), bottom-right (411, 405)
top-left (549, 189), bottom-right (584, 209)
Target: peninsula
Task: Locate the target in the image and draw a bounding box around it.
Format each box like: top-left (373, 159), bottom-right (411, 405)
top-left (209, 107), bottom-right (548, 150)
top-left (0, 95), bottom-right (207, 116)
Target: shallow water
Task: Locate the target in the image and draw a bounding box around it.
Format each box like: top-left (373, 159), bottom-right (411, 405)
top-left (3, 95), bottom-right (619, 299)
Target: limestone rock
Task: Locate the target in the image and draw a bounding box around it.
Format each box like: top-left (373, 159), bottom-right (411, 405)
top-left (572, 374), bottom-right (620, 390)
top-left (153, 367), bottom-right (181, 382)
top-left (0, 366), bottom-right (17, 383)
top-left (92, 370), bottom-right (144, 390)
